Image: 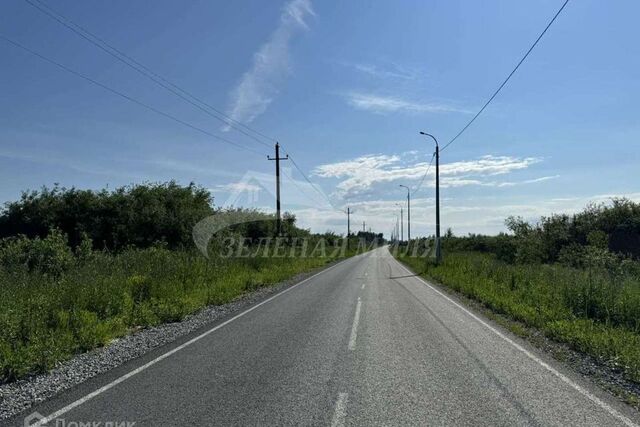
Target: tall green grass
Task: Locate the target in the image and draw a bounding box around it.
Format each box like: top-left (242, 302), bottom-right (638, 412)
top-left (396, 251), bottom-right (640, 383)
top-left (0, 245), bottom-right (353, 383)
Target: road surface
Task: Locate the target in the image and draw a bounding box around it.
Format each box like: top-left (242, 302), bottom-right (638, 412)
top-left (15, 247), bottom-right (640, 426)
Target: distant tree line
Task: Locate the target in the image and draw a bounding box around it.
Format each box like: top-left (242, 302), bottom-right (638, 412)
top-left (0, 182), bottom-right (325, 256)
top-left (442, 198), bottom-right (640, 265)
top-left (0, 182), bottom-right (214, 250)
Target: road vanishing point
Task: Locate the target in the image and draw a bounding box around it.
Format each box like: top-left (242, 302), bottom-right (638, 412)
top-left (13, 247), bottom-right (640, 427)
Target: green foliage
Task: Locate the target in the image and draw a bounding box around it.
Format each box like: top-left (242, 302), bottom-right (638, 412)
top-left (0, 182), bottom-right (213, 251)
top-left (443, 199), bottom-right (640, 265)
top-left (397, 250), bottom-right (640, 382)
top-left (504, 199), bottom-right (640, 264)
top-left (0, 181), bottom-right (364, 383)
top-left (0, 236), bottom-right (357, 383)
top-left (441, 232), bottom-right (517, 264)
top-left (0, 228), bottom-right (74, 277)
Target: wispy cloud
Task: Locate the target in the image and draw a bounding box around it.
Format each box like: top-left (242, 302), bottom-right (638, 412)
top-left (340, 61), bottom-right (422, 81)
top-left (214, 182), bottom-right (263, 193)
top-left (313, 153), bottom-right (544, 197)
top-left (344, 92), bottom-right (472, 115)
top-left (223, 0), bottom-right (314, 129)
top-left (492, 175), bottom-right (560, 187)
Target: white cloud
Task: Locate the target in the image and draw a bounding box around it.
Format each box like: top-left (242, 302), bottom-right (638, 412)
top-left (215, 169), bottom-right (335, 211)
top-left (440, 155), bottom-right (540, 176)
top-left (313, 153), bottom-right (544, 196)
top-left (214, 182), bottom-right (263, 193)
top-left (223, 0), bottom-right (314, 129)
top-left (344, 92), bottom-right (471, 115)
top-left (283, 192), bottom-right (640, 236)
top-left (345, 61), bottom-right (421, 81)
top-left (492, 175), bottom-right (560, 187)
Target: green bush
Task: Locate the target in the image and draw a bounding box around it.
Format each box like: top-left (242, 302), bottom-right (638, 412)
top-left (0, 182), bottom-right (214, 251)
top-left (0, 241), bottom-right (359, 383)
top-left (0, 228), bottom-right (74, 277)
top-left (503, 199), bottom-right (640, 264)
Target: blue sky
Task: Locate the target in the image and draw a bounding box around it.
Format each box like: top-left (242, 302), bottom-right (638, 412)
top-left (1, 0), bottom-right (639, 236)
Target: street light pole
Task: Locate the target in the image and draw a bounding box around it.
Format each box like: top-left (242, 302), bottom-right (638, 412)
top-left (420, 131), bottom-right (442, 264)
top-left (395, 203), bottom-right (403, 243)
top-left (399, 184), bottom-right (410, 242)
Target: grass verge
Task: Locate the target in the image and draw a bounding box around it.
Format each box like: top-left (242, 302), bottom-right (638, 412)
top-left (0, 246), bottom-right (357, 383)
top-left (394, 250), bottom-right (640, 385)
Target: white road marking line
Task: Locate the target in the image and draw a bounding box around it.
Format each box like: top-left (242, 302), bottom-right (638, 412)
top-left (393, 258), bottom-right (639, 427)
top-left (361, 283), bottom-right (365, 290)
top-left (348, 298), bottom-right (362, 351)
top-left (331, 392), bottom-right (348, 427)
top-left (32, 256), bottom-right (360, 427)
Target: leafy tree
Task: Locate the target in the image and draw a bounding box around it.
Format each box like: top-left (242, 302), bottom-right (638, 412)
top-left (0, 182), bottom-right (213, 251)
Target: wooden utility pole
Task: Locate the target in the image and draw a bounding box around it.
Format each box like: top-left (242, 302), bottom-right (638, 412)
top-left (268, 142), bottom-right (288, 235)
top-left (347, 207), bottom-right (351, 237)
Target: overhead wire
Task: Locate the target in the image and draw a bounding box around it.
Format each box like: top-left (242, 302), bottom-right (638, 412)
top-left (25, 0), bottom-right (341, 212)
top-left (441, 0), bottom-right (569, 152)
top-left (412, 153), bottom-right (436, 195)
top-left (0, 34), bottom-right (267, 157)
top-left (284, 151), bottom-right (344, 213)
top-left (24, 0), bottom-right (275, 149)
top-left (280, 168), bottom-right (328, 210)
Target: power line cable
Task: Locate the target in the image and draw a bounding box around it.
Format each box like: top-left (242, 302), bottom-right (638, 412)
top-left (284, 151), bottom-right (343, 213)
top-left (23, 0), bottom-right (346, 212)
top-left (280, 168), bottom-right (328, 210)
top-left (441, 0), bottom-right (569, 152)
top-left (0, 34), bottom-right (267, 157)
top-left (412, 153), bottom-right (436, 195)
top-left (25, 0), bottom-right (337, 210)
top-left (24, 0), bottom-right (275, 148)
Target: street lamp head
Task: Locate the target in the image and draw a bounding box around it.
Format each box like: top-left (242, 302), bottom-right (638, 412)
top-left (419, 131), bottom-right (438, 147)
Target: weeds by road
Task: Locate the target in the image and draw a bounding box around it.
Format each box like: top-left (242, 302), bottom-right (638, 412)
top-left (395, 250), bottom-right (640, 384)
top-left (0, 238), bottom-right (359, 383)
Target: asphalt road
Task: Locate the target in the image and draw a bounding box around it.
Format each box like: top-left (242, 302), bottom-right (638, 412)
top-left (16, 247), bottom-right (640, 426)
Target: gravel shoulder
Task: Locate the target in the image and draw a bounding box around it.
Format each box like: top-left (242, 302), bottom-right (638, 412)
top-left (0, 259), bottom-right (343, 421)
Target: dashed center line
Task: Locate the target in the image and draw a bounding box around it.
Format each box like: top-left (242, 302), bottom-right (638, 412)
top-left (348, 297), bottom-right (362, 351)
top-left (331, 392), bottom-right (348, 427)
top-left (361, 283), bottom-right (365, 290)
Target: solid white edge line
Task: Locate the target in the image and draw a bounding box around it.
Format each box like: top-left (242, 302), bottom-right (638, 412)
top-left (34, 254), bottom-right (361, 426)
top-left (392, 254), bottom-right (638, 427)
top-left (331, 392), bottom-right (348, 427)
top-left (348, 298), bottom-right (362, 351)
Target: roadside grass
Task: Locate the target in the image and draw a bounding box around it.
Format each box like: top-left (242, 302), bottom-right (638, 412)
top-left (395, 250), bottom-right (640, 383)
top-left (0, 245), bottom-right (355, 383)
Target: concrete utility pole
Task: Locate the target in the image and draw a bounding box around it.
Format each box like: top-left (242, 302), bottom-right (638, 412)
top-left (399, 185), bottom-right (410, 242)
top-left (362, 221), bottom-right (365, 232)
top-left (268, 142), bottom-right (288, 235)
top-left (395, 203), bottom-right (403, 242)
top-left (400, 207), bottom-right (403, 242)
top-left (420, 132), bottom-right (442, 263)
